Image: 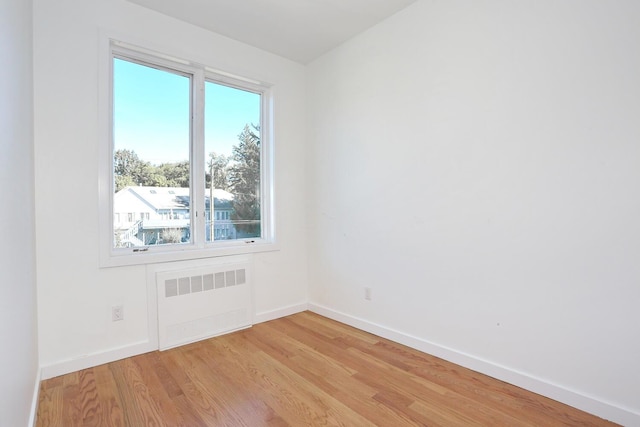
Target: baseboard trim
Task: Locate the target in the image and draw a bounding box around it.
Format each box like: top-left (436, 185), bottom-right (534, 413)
top-left (39, 302), bottom-right (309, 380)
top-left (40, 340), bottom-right (155, 380)
top-left (308, 303), bottom-right (640, 427)
top-left (254, 302), bottom-right (308, 324)
top-left (28, 366), bottom-right (41, 427)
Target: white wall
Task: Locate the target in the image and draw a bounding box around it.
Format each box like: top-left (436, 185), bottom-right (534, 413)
top-left (307, 0), bottom-right (640, 424)
top-left (0, 0), bottom-right (40, 425)
top-left (33, 0), bottom-right (308, 376)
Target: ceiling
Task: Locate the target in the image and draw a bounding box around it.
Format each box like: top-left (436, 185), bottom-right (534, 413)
top-left (127, 0), bottom-right (418, 64)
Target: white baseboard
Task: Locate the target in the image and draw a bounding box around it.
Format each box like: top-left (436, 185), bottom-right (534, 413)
top-left (28, 367), bottom-right (41, 427)
top-left (39, 301), bottom-right (309, 380)
top-left (40, 340), bottom-right (155, 380)
top-left (254, 302), bottom-right (308, 324)
top-left (308, 303), bottom-right (640, 427)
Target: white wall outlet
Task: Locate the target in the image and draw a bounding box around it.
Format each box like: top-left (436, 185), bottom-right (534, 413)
top-left (112, 305), bottom-right (124, 321)
top-left (364, 287), bottom-right (372, 301)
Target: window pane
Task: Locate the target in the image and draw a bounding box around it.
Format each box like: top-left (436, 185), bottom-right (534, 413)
top-left (205, 81), bottom-right (261, 242)
top-left (112, 58), bottom-right (191, 248)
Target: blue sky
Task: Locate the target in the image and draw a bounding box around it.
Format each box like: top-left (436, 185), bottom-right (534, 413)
top-left (113, 58), bottom-right (260, 165)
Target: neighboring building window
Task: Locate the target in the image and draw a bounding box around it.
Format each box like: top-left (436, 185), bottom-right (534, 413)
top-left (101, 40), bottom-right (274, 266)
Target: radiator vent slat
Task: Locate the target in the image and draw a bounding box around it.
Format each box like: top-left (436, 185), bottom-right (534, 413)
top-left (165, 279), bottom-right (178, 298)
top-left (203, 274), bottom-right (214, 291)
top-left (164, 268), bottom-right (247, 298)
top-left (226, 270), bottom-right (236, 287)
top-left (236, 269), bottom-right (246, 285)
top-left (178, 277), bottom-right (190, 295)
top-left (215, 272), bottom-right (225, 289)
top-left (191, 275), bottom-right (202, 293)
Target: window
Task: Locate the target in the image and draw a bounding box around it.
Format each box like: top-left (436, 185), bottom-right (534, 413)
top-left (100, 40), bottom-right (274, 266)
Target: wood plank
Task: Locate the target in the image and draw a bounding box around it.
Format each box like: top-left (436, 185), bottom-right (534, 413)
top-left (109, 357), bottom-right (164, 426)
top-left (61, 371), bottom-right (82, 427)
top-left (129, 353), bottom-right (191, 426)
top-left (179, 342), bottom-right (272, 426)
top-left (36, 312), bottom-right (618, 426)
top-left (200, 332), bottom-right (373, 426)
top-left (249, 321), bottom-right (421, 426)
top-left (35, 382), bottom-right (64, 427)
top-left (93, 363), bottom-right (125, 427)
top-left (162, 346), bottom-right (244, 426)
top-left (76, 368), bottom-right (102, 426)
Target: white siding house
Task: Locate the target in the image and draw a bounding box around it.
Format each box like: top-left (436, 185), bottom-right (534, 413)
top-left (114, 186), bottom-right (235, 246)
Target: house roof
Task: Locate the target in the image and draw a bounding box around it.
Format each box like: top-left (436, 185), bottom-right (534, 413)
top-left (117, 186), bottom-right (234, 211)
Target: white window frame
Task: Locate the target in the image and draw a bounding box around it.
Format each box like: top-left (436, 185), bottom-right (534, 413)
top-left (99, 38), bottom-right (276, 267)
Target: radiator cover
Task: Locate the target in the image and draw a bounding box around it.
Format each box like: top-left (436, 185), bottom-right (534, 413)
top-left (156, 261), bottom-right (252, 350)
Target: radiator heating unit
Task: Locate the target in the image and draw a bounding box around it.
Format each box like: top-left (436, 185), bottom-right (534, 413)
top-left (156, 261), bottom-right (253, 350)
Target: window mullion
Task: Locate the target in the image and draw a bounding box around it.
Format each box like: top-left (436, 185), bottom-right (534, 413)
top-left (192, 69), bottom-right (206, 248)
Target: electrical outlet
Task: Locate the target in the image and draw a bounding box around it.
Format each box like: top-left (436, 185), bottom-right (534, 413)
top-left (364, 287), bottom-right (372, 301)
top-left (112, 305), bottom-right (124, 321)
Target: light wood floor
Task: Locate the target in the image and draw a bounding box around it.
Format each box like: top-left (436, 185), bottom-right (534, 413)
top-left (37, 311), bottom-right (617, 426)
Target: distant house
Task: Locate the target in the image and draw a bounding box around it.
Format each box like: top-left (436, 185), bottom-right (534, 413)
top-left (113, 186), bottom-right (235, 247)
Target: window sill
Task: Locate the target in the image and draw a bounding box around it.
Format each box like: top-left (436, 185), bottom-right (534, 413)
top-left (99, 240), bottom-right (279, 268)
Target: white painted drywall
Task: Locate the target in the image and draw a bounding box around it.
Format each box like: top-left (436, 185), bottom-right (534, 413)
top-left (0, 0), bottom-right (40, 425)
top-left (33, 0), bottom-right (308, 374)
top-left (307, 0), bottom-right (640, 423)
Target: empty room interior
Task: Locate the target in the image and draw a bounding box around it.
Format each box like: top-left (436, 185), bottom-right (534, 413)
top-left (2, 0), bottom-right (639, 425)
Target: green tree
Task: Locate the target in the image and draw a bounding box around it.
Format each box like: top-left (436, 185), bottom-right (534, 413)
top-left (207, 152), bottom-right (230, 190)
top-left (157, 161), bottom-right (189, 187)
top-left (114, 150), bottom-right (190, 191)
top-left (228, 124), bottom-right (261, 236)
top-left (144, 172), bottom-right (168, 187)
top-left (114, 149), bottom-right (152, 191)
top-left (115, 174), bottom-right (136, 192)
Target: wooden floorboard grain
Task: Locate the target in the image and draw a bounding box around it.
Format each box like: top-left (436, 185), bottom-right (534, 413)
top-left (77, 368), bottom-right (102, 427)
top-left (36, 381), bottom-right (64, 427)
top-left (36, 311), bottom-right (618, 426)
top-left (93, 364), bottom-right (125, 427)
top-left (61, 371), bottom-right (82, 427)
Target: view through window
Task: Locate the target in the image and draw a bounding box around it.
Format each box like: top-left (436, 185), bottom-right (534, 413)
top-left (205, 81), bottom-right (261, 243)
top-left (112, 55), bottom-right (262, 251)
